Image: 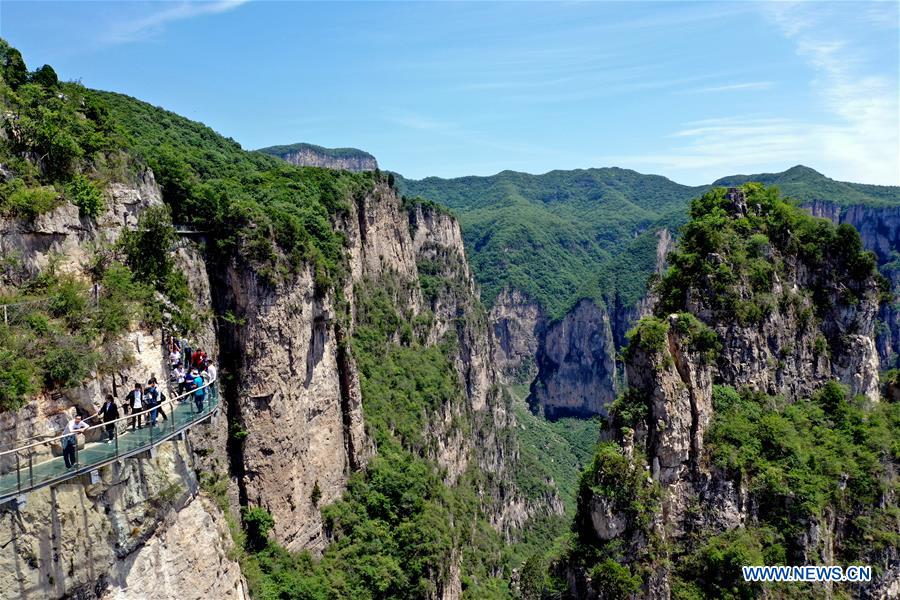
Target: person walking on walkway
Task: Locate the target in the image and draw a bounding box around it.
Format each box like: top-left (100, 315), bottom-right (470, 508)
top-left (203, 360), bottom-right (218, 403)
top-left (169, 339), bottom-right (181, 369)
top-left (62, 414), bottom-right (89, 469)
top-left (145, 379), bottom-right (160, 427)
top-left (190, 368), bottom-right (206, 413)
top-left (124, 383), bottom-right (144, 430)
top-left (148, 377), bottom-right (168, 423)
top-left (98, 394), bottom-right (119, 443)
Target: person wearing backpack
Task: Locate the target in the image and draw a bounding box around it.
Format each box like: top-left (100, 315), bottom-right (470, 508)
top-left (146, 377), bottom-right (168, 424)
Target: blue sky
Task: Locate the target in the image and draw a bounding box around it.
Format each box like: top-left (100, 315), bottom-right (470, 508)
top-left (2, 1), bottom-right (897, 184)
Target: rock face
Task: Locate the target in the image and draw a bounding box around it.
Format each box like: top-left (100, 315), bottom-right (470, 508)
top-left (530, 300), bottom-right (617, 419)
top-left (101, 496), bottom-right (247, 600)
top-left (566, 188), bottom-right (891, 599)
top-left (216, 260), bottom-right (369, 552)
top-left (257, 142), bottom-right (378, 172)
top-left (490, 288), bottom-right (546, 383)
top-left (214, 185), bottom-right (540, 558)
top-left (0, 168), bottom-right (546, 598)
top-left (0, 440), bottom-right (226, 599)
top-left (0, 174), bottom-right (242, 599)
top-left (804, 201), bottom-right (900, 369)
top-left (526, 228), bottom-right (674, 418)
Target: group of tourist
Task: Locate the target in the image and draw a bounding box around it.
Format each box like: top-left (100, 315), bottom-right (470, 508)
top-left (59, 339), bottom-right (217, 470)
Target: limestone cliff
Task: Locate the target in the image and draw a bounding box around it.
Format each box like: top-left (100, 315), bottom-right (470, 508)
top-left (563, 186), bottom-right (895, 599)
top-left (527, 228), bottom-right (674, 418)
top-left (803, 201), bottom-right (900, 369)
top-left (257, 142), bottom-right (378, 172)
top-left (490, 288), bottom-right (546, 384)
top-left (530, 300), bottom-right (617, 419)
top-left (0, 174), bottom-right (242, 599)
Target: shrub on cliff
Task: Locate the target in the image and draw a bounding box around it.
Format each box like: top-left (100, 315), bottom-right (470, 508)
top-left (656, 184), bottom-right (880, 322)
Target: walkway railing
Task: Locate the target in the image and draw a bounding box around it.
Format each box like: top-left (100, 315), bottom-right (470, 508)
top-left (0, 377), bottom-right (219, 504)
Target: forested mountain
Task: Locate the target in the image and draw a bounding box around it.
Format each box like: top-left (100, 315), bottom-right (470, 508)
top-left (396, 165), bottom-right (898, 322)
top-left (257, 142), bottom-right (378, 172)
top-left (2, 35), bottom-right (898, 600)
top-left (0, 39), bottom-right (552, 598)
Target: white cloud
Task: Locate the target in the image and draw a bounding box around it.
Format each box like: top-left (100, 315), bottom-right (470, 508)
top-left (609, 2), bottom-right (899, 185)
top-left (764, 1), bottom-right (899, 184)
top-left (104, 0), bottom-right (249, 44)
top-left (691, 81), bottom-right (774, 93)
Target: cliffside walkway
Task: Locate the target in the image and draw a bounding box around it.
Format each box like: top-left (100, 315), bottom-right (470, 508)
top-left (0, 378), bottom-right (218, 505)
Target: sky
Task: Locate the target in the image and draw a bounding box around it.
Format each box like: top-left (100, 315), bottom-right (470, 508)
top-left (1, 1), bottom-right (898, 185)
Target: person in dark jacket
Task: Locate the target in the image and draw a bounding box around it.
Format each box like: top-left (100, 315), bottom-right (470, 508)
top-left (148, 377), bottom-right (168, 422)
top-left (98, 394), bottom-right (119, 443)
top-left (123, 383), bottom-right (143, 430)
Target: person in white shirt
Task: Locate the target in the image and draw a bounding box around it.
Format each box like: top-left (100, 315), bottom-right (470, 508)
top-left (203, 361), bottom-right (218, 402)
top-left (62, 414), bottom-right (90, 468)
top-left (123, 383), bottom-right (144, 430)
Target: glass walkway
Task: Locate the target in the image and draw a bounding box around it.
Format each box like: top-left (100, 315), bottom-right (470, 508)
top-left (0, 379), bottom-right (218, 504)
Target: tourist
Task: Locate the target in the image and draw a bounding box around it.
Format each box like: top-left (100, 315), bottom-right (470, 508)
top-left (98, 394), bottom-right (119, 443)
top-left (191, 348), bottom-right (206, 370)
top-left (123, 383), bottom-right (144, 430)
top-left (191, 368), bottom-right (205, 412)
top-left (171, 363), bottom-right (186, 386)
top-left (169, 342), bottom-right (181, 369)
top-left (61, 414), bottom-right (89, 469)
top-left (145, 379), bottom-right (160, 427)
top-left (203, 360), bottom-right (218, 402)
top-left (148, 377), bottom-right (168, 423)
top-left (182, 342), bottom-right (193, 368)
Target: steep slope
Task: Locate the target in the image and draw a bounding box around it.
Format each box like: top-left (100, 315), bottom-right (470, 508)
top-left (398, 165), bottom-right (898, 419)
top-left (559, 185), bottom-right (897, 599)
top-left (0, 40), bottom-right (556, 599)
top-left (257, 142), bottom-right (378, 172)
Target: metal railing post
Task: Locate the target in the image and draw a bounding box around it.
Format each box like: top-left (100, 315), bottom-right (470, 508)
top-left (16, 452), bottom-right (21, 494)
top-left (27, 453), bottom-right (33, 489)
top-left (114, 426), bottom-right (119, 460)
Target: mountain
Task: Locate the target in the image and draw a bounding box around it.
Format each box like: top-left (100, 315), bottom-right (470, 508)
top-left (0, 40), bottom-right (552, 598)
top-left (257, 142), bottom-right (378, 172)
top-left (397, 165), bottom-right (900, 416)
top-left (556, 185), bottom-right (898, 598)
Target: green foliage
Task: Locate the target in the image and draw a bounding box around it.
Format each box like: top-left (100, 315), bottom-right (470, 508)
top-left (565, 442), bottom-right (660, 597)
top-left (397, 165), bottom-right (897, 324)
top-left (576, 442), bottom-right (659, 534)
top-left (656, 184), bottom-right (880, 322)
top-left (705, 383), bottom-right (898, 561)
top-left (119, 205), bottom-right (195, 333)
top-left (672, 528), bottom-right (774, 600)
top-left (242, 507), bottom-right (275, 553)
top-left (92, 90), bottom-right (374, 290)
top-left (0, 181), bottom-right (61, 218)
top-left (399, 168), bottom-right (698, 320)
top-left (65, 174), bottom-right (104, 217)
top-left (0, 256), bottom-right (157, 410)
top-left (0, 334), bottom-right (38, 410)
top-left (589, 558), bottom-right (642, 598)
top-left (670, 312), bottom-right (721, 362)
top-left (41, 336), bottom-right (94, 387)
top-left (509, 383), bottom-right (601, 513)
top-left (608, 388), bottom-right (649, 432)
top-left (625, 316), bottom-right (669, 357)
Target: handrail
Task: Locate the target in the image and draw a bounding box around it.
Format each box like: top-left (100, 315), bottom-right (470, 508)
top-left (0, 376), bottom-right (217, 459)
top-left (0, 336), bottom-right (198, 452)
